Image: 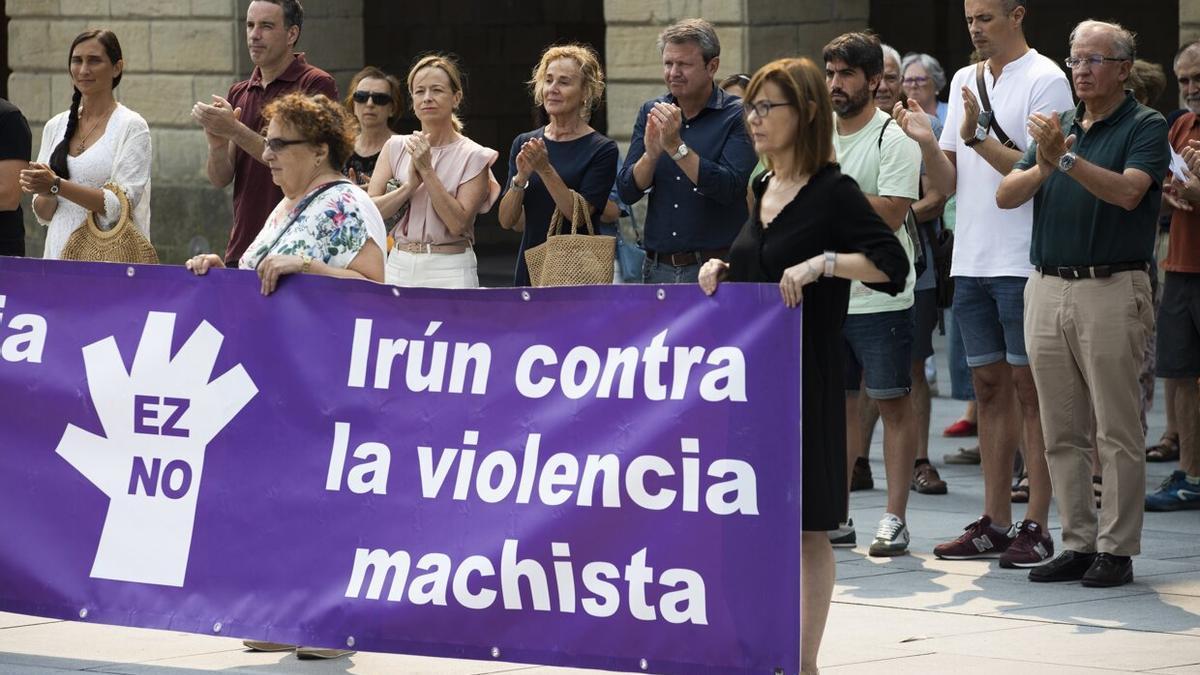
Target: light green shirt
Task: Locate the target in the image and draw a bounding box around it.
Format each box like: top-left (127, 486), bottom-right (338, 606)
top-left (833, 108), bottom-right (920, 315)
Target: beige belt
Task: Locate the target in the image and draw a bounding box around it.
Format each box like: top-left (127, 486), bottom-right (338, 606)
top-left (393, 240), bottom-right (470, 255)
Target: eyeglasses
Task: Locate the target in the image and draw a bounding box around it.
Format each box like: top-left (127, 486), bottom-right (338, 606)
top-left (353, 91), bottom-right (394, 105)
top-left (743, 100), bottom-right (794, 119)
top-left (1064, 55), bottom-right (1129, 70)
top-left (902, 76), bottom-right (931, 86)
top-left (263, 136), bottom-right (308, 152)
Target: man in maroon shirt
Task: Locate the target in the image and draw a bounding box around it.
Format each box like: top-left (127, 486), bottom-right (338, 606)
top-left (192, 0), bottom-right (336, 265)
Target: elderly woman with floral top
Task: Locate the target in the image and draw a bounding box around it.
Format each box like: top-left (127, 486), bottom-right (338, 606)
top-left (187, 92), bottom-right (385, 294)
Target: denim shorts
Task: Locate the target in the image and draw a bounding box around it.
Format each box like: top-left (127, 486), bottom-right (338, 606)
top-left (953, 275), bottom-right (1029, 368)
top-left (844, 307), bottom-right (914, 400)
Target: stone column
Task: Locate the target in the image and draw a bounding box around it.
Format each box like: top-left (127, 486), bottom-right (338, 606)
top-left (6, 0), bottom-right (362, 262)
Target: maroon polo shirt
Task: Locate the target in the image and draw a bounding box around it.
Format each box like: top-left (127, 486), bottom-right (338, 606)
top-left (223, 53), bottom-right (337, 264)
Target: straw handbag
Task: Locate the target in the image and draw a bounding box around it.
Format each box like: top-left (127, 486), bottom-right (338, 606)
top-left (524, 190), bottom-right (614, 287)
top-left (60, 182), bottom-right (158, 264)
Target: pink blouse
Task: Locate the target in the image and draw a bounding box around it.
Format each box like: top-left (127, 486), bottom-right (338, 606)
top-left (387, 134), bottom-right (501, 246)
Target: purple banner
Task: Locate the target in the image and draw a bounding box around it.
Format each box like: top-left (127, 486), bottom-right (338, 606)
top-left (0, 257), bottom-right (801, 675)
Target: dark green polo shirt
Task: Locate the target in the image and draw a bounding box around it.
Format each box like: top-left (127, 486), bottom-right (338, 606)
top-left (1015, 92), bottom-right (1168, 267)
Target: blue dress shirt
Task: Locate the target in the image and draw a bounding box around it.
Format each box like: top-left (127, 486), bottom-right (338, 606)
top-left (616, 84), bottom-right (757, 254)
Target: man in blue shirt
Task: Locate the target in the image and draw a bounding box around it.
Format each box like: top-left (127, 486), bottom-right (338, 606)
top-left (616, 18), bottom-right (757, 283)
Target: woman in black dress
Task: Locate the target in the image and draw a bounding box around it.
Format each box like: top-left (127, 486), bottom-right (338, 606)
top-left (341, 66), bottom-right (402, 186)
top-left (699, 57), bottom-right (908, 674)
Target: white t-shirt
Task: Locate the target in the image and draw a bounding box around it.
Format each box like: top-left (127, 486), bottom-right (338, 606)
top-left (939, 49), bottom-right (1073, 278)
top-left (834, 107), bottom-right (921, 314)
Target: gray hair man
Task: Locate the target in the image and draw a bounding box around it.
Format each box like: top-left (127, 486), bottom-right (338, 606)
top-left (996, 19), bottom-right (1169, 587)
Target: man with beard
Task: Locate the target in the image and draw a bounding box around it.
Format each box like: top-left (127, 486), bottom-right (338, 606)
top-left (1145, 41), bottom-right (1200, 513)
top-left (192, 0), bottom-right (337, 266)
top-left (893, 0), bottom-right (1072, 569)
top-left (996, 20), bottom-right (1167, 587)
top-left (823, 32), bottom-right (922, 556)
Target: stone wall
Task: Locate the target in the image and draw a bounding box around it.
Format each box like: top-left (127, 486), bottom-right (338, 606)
top-left (6, 0), bottom-right (362, 262)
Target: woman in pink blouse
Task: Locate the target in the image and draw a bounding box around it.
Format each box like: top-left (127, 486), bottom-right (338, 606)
top-left (367, 54), bottom-right (500, 288)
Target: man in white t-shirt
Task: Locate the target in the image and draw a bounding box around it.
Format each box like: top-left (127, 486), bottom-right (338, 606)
top-left (824, 32), bottom-right (922, 557)
top-left (893, 0), bottom-right (1073, 568)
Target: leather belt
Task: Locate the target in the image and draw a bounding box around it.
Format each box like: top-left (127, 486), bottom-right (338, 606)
top-left (644, 247), bottom-right (728, 267)
top-left (1035, 261), bottom-right (1149, 280)
top-left (394, 240), bottom-right (470, 255)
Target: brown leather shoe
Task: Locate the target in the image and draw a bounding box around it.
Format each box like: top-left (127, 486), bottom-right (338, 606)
top-left (296, 647), bottom-right (356, 659)
top-left (912, 461), bottom-right (948, 494)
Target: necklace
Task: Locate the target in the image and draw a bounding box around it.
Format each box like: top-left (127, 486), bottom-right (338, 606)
top-left (74, 103), bottom-right (116, 154)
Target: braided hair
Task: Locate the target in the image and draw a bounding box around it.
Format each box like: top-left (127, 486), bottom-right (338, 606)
top-left (49, 29), bottom-right (124, 180)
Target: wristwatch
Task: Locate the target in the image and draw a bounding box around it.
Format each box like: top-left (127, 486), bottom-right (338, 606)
top-left (49, 177), bottom-right (61, 195)
top-left (300, 253), bottom-right (312, 273)
top-left (965, 111), bottom-right (993, 147)
top-left (670, 143), bottom-right (690, 161)
top-left (1057, 151), bottom-right (1077, 173)
top-left (511, 175), bottom-right (530, 190)
top-left (823, 250), bottom-right (836, 278)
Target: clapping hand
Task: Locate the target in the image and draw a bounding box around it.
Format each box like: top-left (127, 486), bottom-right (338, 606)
top-left (959, 86), bottom-right (982, 143)
top-left (1027, 112), bottom-right (1075, 170)
top-left (192, 95), bottom-right (243, 143)
top-left (523, 137), bottom-right (551, 175)
top-left (893, 99), bottom-right (936, 145)
top-left (644, 111), bottom-right (664, 158)
top-left (406, 131), bottom-right (433, 178)
top-left (18, 163), bottom-right (58, 195)
top-left (652, 102), bottom-right (683, 152)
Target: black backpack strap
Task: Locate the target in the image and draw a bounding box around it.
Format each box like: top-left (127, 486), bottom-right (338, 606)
top-left (975, 62), bottom-right (1017, 149)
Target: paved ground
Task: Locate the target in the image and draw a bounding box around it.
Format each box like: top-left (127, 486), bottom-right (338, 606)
top-left (2, 333), bottom-right (1199, 674)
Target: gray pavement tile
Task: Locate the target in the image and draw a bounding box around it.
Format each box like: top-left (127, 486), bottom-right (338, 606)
top-left (0, 664), bottom-right (88, 675)
top-left (835, 568), bottom-right (1149, 615)
top-left (892, 622), bottom-right (1200, 672)
top-left (822, 651), bottom-right (1133, 674)
top-left (0, 621), bottom-right (235, 670)
top-left (1147, 664), bottom-right (1200, 674)
top-left (993, 591), bottom-right (1200, 636)
top-left (0, 613), bottom-right (62, 630)
top-left (101, 648), bottom-right (541, 675)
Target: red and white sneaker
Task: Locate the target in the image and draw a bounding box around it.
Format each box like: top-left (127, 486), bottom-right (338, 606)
top-left (999, 520), bottom-right (1054, 568)
top-left (933, 515), bottom-right (1015, 559)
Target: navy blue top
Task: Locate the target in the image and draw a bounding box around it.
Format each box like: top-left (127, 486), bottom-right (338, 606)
top-left (503, 128), bottom-right (618, 286)
top-left (616, 84), bottom-right (756, 254)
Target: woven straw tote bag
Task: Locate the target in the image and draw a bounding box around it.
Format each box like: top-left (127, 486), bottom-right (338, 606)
top-left (60, 182), bottom-right (158, 264)
top-left (523, 190), bottom-right (615, 287)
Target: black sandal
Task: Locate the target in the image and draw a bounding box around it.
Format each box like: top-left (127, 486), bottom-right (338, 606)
top-left (1147, 433), bottom-right (1180, 462)
top-left (1011, 472), bottom-right (1030, 503)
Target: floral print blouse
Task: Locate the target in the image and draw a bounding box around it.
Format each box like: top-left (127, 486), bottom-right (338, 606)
top-left (238, 181), bottom-right (386, 271)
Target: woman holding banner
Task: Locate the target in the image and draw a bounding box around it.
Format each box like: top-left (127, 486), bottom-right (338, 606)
top-left (698, 58), bottom-right (907, 674)
top-left (187, 92), bottom-right (385, 300)
top-left (19, 29), bottom-right (152, 260)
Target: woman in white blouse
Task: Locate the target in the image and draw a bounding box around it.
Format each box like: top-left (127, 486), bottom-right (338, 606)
top-left (18, 29), bottom-right (152, 260)
top-left (367, 54), bottom-right (500, 288)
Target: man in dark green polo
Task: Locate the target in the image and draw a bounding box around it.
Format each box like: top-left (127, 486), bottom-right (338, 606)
top-left (995, 19), bottom-right (1168, 588)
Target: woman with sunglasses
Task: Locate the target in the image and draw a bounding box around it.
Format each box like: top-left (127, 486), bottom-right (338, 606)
top-left (367, 54), bottom-right (501, 288)
top-left (186, 92), bottom-right (385, 296)
top-left (498, 43), bottom-right (618, 286)
top-left (342, 66), bottom-right (403, 186)
top-left (18, 29), bottom-right (152, 260)
top-left (699, 58), bottom-right (907, 674)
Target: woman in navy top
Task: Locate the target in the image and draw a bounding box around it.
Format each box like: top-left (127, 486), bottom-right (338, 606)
top-left (498, 44), bottom-right (618, 286)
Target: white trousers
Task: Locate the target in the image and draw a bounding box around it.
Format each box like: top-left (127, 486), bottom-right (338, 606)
top-left (385, 248), bottom-right (479, 289)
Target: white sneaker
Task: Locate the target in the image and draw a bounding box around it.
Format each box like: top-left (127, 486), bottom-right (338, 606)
top-left (828, 519), bottom-right (856, 548)
top-left (868, 513), bottom-right (910, 557)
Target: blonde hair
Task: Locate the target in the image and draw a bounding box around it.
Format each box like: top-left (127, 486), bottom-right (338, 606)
top-left (744, 58), bottom-right (833, 178)
top-left (407, 53), bottom-right (465, 132)
top-left (528, 43), bottom-right (605, 121)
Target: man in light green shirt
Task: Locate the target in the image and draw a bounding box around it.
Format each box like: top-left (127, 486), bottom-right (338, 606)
top-left (824, 32), bottom-right (922, 557)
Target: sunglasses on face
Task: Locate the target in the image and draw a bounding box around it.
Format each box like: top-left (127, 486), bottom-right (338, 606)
top-left (353, 91), bottom-right (394, 105)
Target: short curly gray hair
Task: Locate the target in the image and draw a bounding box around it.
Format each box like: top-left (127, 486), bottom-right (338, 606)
top-left (1069, 19), bottom-right (1136, 61)
top-left (900, 52), bottom-right (947, 93)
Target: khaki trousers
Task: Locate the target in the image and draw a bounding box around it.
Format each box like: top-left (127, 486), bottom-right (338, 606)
top-left (1024, 271), bottom-right (1154, 556)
